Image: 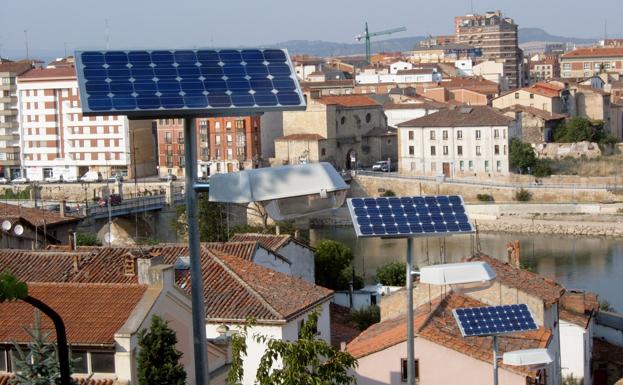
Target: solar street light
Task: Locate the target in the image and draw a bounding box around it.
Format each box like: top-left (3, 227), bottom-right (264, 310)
top-left (346, 195), bottom-right (477, 385)
top-left (417, 262), bottom-right (496, 293)
top-left (209, 162), bottom-right (348, 220)
top-left (503, 348), bottom-right (553, 369)
top-left (75, 47), bottom-right (307, 385)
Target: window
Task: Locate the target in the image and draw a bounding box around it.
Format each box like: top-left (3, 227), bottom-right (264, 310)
top-left (485, 160), bottom-right (489, 171)
top-left (165, 145), bottom-right (172, 155)
top-left (460, 160), bottom-right (464, 171)
top-left (178, 131), bottom-right (184, 144)
top-left (227, 148), bottom-right (233, 158)
top-left (442, 130), bottom-right (448, 140)
top-left (530, 93), bottom-right (534, 99)
top-left (237, 147), bottom-right (246, 159)
top-left (164, 131), bottom-right (172, 144)
top-left (215, 121), bottom-right (221, 131)
top-left (408, 131), bottom-right (414, 140)
top-left (430, 131), bottom-right (435, 140)
top-left (457, 130), bottom-right (463, 140)
top-left (583, 63), bottom-right (591, 70)
top-left (475, 130), bottom-right (481, 140)
top-left (496, 160), bottom-right (501, 172)
top-left (504, 145), bottom-right (507, 155)
top-left (476, 146), bottom-right (481, 156)
top-left (469, 160), bottom-right (474, 170)
top-left (321, 148), bottom-right (326, 156)
top-left (400, 359), bottom-right (419, 382)
top-left (340, 116), bottom-right (346, 125)
top-left (409, 146), bottom-right (415, 156)
top-left (430, 146), bottom-right (436, 156)
top-left (494, 145), bottom-right (500, 155)
top-left (457, 146), bottom-right (463, 156)
top-left (443, 146), bottom-right (449, 155)
top-left (72, 351), bottom-right (88, 374)
top-left (179, 156), bottom-right (185, 167)
top-left (201, 146), bottom-right (209, 157)
top-left (503, 129), bottom-right (506, 139)
top-left (514, 93), bottom-right (519, 99)
top-left (215, 135), bottom-right (221, 145)
top-left (494, 129), bottom-right (499, 139)
top-left (226, 121), bottom-right (232, 130)
top-left (365, 113), bottom-right (371, 123)
top-left (166, 156), bottom-right (173, 167)
top-left (90, 352), bottom-right (115, 373)
top-left (0, 349), bottom-right (6, 372)
top-left (226, 134), bottom-right (233, 144)
top-left (237, 133), bottom-right (245, 146)
top-left (235, 119), bottom-right (245, 129)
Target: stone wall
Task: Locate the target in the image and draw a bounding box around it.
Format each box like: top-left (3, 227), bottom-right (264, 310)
top-left (534, 141), bottom-right (601, 160)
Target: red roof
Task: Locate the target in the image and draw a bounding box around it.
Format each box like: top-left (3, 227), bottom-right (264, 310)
top-left (0, 202), bottom-right (82, 227)
top-left (229, 233), bottom-right (313, 252)
top-left (0, 282), bottom-right (147, 345)
top-left (0, 62), bottom-right (32, 75)
top-left (18, 66), bottom-right (76, 81)
top-left (316, 95), bottom-right (381, 107)
top-left (562, 47), bottom-right (623, 59)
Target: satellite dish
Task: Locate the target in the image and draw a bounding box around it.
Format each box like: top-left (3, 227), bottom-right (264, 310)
top-left (104, 232), bottom-right (114, 244)
top-left (1, 220), bottom-right (11, 232)
top-left (13, 224), bottom-right (24, 236)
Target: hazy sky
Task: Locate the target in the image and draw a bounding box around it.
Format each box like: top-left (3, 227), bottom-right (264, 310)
top-left (1, 0), bottom-right (621, 59)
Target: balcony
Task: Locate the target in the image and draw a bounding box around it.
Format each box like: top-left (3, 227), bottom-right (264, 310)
top-left (0, 110), bottom-right (17, 116)
top-left (0, 121), bottom-right (18, 129)
top-left (0, 134), bottom-right (18, 141)
top-left (0, 96), bottom-right (16, 103)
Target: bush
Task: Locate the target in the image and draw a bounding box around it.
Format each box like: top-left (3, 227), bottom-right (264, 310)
top-left (315, 240), bottom-right (364, 290)
top-left (554, 116), bottom-right (609, 143)
top-left (509, 138), bottom-right (537, 174)
top-left (349, 305), bottom-right (381, 331)
top-left (533, 160), bottom-right (553, 177)
top-left (76, 232), bottom-right (100, 246)
top-left (476, 193), bottom-right (494, 202)
top-left (0, 186), bottom-right (31, 200)
top-left (376, 262), bottom-right (406, 286)
top-left (515, 188), bottom-right (533, 202)
top-left (381, 190), bottom-right (396, 197)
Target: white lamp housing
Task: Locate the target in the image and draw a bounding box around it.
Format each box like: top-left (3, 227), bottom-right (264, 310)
top-left (503, 349), bottom-right (553, 369)
top-left (209, 162), bottom-right (349, 220)
top-left (13, 224), bottom-right (24, 236)
top-left (418, 262), bottom-right (496, 291)
top-left (1, 220), bottom-right (11, 232)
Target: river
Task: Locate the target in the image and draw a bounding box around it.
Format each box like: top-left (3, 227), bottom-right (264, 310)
top-left (309, 228), bottom-right (623, 312)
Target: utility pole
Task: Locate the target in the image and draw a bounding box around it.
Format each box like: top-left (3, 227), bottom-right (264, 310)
top-left (24, 30), bottom-right (29, 61)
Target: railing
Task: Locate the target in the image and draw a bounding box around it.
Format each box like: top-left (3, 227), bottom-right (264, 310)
top-left (86, 195), bottom-right (166, 218)
top-left (355, 171), bottom-right (617, 191)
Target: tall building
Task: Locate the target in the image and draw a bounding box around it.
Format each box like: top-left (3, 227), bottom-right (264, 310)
top-left (155, 115), bottom-right (261, 178)
top-left (455, 10), bottom-right (521, 89)
top-left (16, 66), bottom-right (157, 181)
top-left (0, 61), bottom-right (32, 179)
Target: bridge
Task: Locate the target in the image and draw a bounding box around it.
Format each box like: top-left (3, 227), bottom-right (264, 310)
top-left (85, 195), bottom-right (170, 220)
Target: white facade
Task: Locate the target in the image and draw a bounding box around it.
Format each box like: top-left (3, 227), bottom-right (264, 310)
top-left (206, 300), bottom-right (331, 385)
top-left (275, 240), bottom-right (315, 283)
top-left (251, 246), bottom-right (292, 276)
top-left (398, 124), bottom-right (511, 177)
top-left (390, 61), bottom-right (413, 74)
top-left (356, 69), bottom-right (441, 85)
top-left (473, 60), bottom-right (510, 91)
top-left (455, 60), bottom-right (474, 76)
top-left (560, 319), bottom-right (594, 385)
top-left (16, 77), bottom-right (131, 180)
top-left (384, 105), bottom-right (442, 127)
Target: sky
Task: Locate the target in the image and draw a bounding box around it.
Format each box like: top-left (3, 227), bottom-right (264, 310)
top-left (1, 0), bottom-right (622, 60)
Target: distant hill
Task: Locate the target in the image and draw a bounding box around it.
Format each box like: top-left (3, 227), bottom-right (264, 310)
top-left (518, 27), bottom-right (598, 45)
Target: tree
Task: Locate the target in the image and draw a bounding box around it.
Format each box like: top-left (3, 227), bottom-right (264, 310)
top-left (0, 270), bottom-right (28, 302)
top-left (172, 193), bottom-right (228, 242)
top-left (509, 138), bottom-right (537, 173)
top-left (349, 305), bottom-right (380, 331)
top-left (11, 311), bottom-right (62, 385)
top-left (376, 262), bottom-right (406, 286)
top-left (229, 311), bottom-right (358, 385)
top-left (314, 240), bottom-right (362, 290)
top-left (381, 190), bottom-right (396, 197)
top-left (554, 116), bottom-right (615, 145)
top-left (75, 233), bottom-right (100, 246)
top-left (136, 315), bottom-right (186, 385)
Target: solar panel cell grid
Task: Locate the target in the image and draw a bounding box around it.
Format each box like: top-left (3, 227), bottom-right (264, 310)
top-left (75, 49), bottom-right (305, 117)
top-left (452, 304), bottom-right (538, 337)
top-left (347, 195), bottom-right (473, 238)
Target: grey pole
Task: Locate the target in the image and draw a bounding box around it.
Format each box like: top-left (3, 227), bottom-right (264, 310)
top-left (406, 237), bottom-right (415, 385)
top-left (184, 118), bottom-right (210, 385)
top-left (493, 335), bottom-right (499, 385)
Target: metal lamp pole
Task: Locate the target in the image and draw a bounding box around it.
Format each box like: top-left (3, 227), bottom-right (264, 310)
top-left (183, 118), bottom-right (210, 385)
top-left (406, 237), bottom-right (416, 385)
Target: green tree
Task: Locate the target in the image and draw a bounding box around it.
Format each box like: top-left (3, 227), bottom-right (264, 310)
top-left (315, 240), bottom-right (361, 290)
top-left (0, 270), bottom-right (28, 302)
top-left (376, 262), bottom-right (406, 286)
top-left (509, 138), bottom-right (537, 173)
top-left (554, 116), bottom-right (615, 145)
top-left (515, 188), bottom-right (533, 202)
top-left (136, 315), bottom-right (186, 385)
top-left (229, 311), bottom-right (358, 385)
top-left (349, 305), bottom-right (380, 331)
top-left (381, 190), bottom-right (396, 197)
top-left (75, 233), bottom-right (100, 246)
top-left (172, 193), bottom-right (228, 242)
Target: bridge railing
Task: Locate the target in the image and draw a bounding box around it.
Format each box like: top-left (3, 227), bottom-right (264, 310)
top-left (86, 194), bottom-right (166, 217)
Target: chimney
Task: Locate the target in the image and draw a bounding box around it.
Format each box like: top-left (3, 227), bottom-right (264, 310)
top-left (72, 254), bottom-right (81, 274)
top-left (124, 254), bottom-right (137, 277)
top-left (59, 200), bottom-right (66, 218)
top-left (507, 240), bottom-right (521, 268)
top-left (68, 231), bottom-right (75, 251)
top-left (137, 254), bottom-right (164, 284)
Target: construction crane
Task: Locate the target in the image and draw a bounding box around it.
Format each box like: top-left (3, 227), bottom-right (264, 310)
top-left (355, 22), bottom-right (407, 64)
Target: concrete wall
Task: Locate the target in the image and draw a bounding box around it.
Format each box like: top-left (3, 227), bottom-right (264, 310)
top-left (273, 138), bottom-right (321, 166)
top-left (253, 247), bottom-right (292, 276)
top-left (560, 320), bottom-right (587, 383)
top-left (493, 90), bottom-right (558, 113)
top-left (595, 322), bottom-right (623, 347)
top-left (277, 241), bottom-right (315, 283)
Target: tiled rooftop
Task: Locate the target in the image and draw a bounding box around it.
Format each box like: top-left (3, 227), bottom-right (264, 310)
top-left (18, 66), bottom-right (76, 80)
top-left (0, 282), bottom-right (147, 345)
top-left (0, 202), bottom-right (82, 227)
top-left (316, 95), bottom-right (381, 107)
top-left (397, 106), bottom-right (512, 128)
top-left (562, 47), bottom-right (623, 59)
top-left (229, 233), bottom-right (311, 252)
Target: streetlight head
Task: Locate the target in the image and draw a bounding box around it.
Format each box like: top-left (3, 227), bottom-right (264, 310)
top-left (502, 349), bottom-right (553, 369)
top-left (209, 163), bottom-right (349, 220)
top-left (419, 262), bottom-right (496, 292)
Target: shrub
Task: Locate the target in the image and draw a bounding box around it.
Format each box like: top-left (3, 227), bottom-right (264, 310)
top-left (349, 305), bottom-right (381, 331)
top-left (533, 160), bottom-right (553, 177)
top-left (376, 262), bottom-right (406, 286)
top-left (515, 188), bottom-right (533, 202)
top-left (381, 190), bottom-right (396, 197)
top-left (476, 193), bottom-right (494, 202)
top-left (509, 138), bottom-right (537, 173)
top-left (76, 232), bottom-right (100, 246)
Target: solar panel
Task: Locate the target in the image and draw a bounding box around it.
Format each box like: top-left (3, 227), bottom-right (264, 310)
top-left (74, 49), bottom-right (306, 118)
top-left (452, 304), bottom-right (538, 337)
top-left (346, 195), bottom-right (473, 238)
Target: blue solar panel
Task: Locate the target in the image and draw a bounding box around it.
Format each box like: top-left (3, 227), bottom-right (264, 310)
top-left (74, 49), bottom-right (306, 118)
top-left (346, 195), bottom-right (473, 238)
top-left (452, 304), bottom-right (538, 337)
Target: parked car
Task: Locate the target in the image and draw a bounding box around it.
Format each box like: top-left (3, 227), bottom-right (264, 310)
top-left (80, 171), bottom-right (103, 183)
top-left (11, 177), bottom-right (29, 184)
top-left (159, 174), bottom-right (177, 182)
top-left (44, 176), bottom-right (62, 183)
top-left (49, 204), bottom-right (73, 213)
top-left (371, 161), bottom-right (394, 172)
top-left (98, 193), bottom-right (122, 207)
top-left (107, 173), bottom-right (124, 182)
top-left (64, 175), bottom-right (78, 183)
top-left (0, 177), bottom-right (8, 184)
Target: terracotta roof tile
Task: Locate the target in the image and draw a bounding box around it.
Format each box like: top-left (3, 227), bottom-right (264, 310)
top-left (316, 95), bottom-right (381, 107)
top-left (468, 254), bottom-right (565, 305)
top-left (0, 62), bottom-right (32, 75)
top-left (18, 66), bottom-right (76, 80)
top-left (397, 106), bottom-right (512, 128)
top-left (228, 233), bottom-right (313, 252)
top-left (330, 303), bottom-right (362, 348)
top-left (276, 133), bottom-right (326, 141)
top-left (0, 282), bottom-right (146, 345)
top-left (502, 105), bottom-right (566, 121)
top-left (559, 290), bottom-right (599, 328)
top-left (0, 202), bottom-right (82, 227)
top-left (562, 47), bottom-right (623, 59)
top-left (0, 374), bottom-right (116, 385)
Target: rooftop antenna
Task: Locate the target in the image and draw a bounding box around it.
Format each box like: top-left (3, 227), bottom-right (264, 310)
top-left (64, 42), bottom-right (67, 58)
top-left (24, 30), bottom-right (29, 61)
top-left (105, 19), bottom-right (110, 50)
top-left (470, 0), bottom-right (474, 14)
top-left (604, 19), bottom-right (608, 42)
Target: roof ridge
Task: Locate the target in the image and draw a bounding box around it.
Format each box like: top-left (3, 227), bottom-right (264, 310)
top-left (26, 281), bottom-right (147, 288)
top-left (208, 251), bottom-right (284, 319)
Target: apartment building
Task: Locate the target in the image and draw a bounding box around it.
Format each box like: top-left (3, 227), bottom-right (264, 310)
top-left (156, 115), bottom-right (261, 178)
top-left (455, 10), bottom-right (522, 89)
top-left (529, 58), bottom-right (560, 83)
top-left (560, 47), bottom-right (623, 78)
top-left (16, 67), bottom-right (157, 181)
top-left (396, 106), bottom-right (515, 177)
top-left (0, 61), bottom-right (32, 179)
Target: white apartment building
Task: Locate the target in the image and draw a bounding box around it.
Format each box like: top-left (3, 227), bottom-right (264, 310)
top-left (396, 106), bottom-right (516, 177)
top-left (16, 67), bottom-right (155, 181)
